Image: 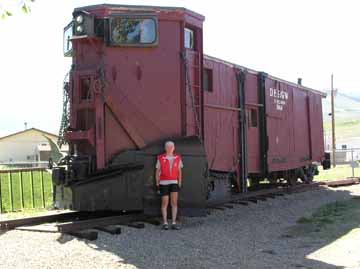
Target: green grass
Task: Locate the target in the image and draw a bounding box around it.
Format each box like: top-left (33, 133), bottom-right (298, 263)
top-left (315, 165), bottom-right (359, 181)
top-left (0, 170), bottom-right (53, 213)
top-left (284, 197), bottom-right (360, 239)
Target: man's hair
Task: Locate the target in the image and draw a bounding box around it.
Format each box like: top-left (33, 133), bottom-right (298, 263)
top-left (165, 141), bottom-right (175, 148)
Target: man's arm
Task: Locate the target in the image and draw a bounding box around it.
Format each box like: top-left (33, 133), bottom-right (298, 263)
top-left (155, 159), bottom-right (161, 187)
top-left (178, 168), bottom-right (182, 188)
top-left (155, 167), bottom-right (161, 187)
top-left (178, 159), bottom-right (183, 187)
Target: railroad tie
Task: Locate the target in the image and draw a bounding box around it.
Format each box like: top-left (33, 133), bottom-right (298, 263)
top-left (210, 206), bottom-right (227, 211)
top-left (142, 218), bottom-right (161, 226)
top-left (96, 225), bottom-right (122, 235)
top-left (261, 194), bottom-right (276, 199)
top-left (68, 229), bottom-right (98, 241)
top-left (245, 198), bottom-right (258, 203)
top-left (127, 222), bottom-right (145, 229)
top-left (230, 201), bottom-right (249, 206)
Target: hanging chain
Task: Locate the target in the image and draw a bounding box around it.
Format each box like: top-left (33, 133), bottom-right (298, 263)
top-left (95, 64), bottom-right (107, 98)
top-left (181, 51), bottom-right (202, 141)
top-left (58, 71), bottom-right (70, 147)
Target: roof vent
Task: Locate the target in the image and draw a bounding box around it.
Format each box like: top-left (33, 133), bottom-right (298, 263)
top-left (297, 78), bottom-right (302, 85)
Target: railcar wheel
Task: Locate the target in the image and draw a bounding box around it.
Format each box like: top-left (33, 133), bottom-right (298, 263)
top-left (285, 171), bottom-right (298, 186)
top-left (306, 165), bottom-right (317, 183)
top-left (267, 174), bottom-right (278, 184)
top-left (297, 168), bottom-right (309, 183)
top-left (249, 178), bottom-right (261, 188)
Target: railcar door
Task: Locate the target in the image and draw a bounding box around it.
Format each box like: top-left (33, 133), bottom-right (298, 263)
top-left (244, 72), bottom-right (262, 175)
top-left (246, 106), bottom-right (261, 173)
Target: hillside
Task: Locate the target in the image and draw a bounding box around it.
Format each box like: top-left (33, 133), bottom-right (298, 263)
top-left (322, 91), bottom-right (360, 148)
top-left (322, 91), bottom-right (360, 122)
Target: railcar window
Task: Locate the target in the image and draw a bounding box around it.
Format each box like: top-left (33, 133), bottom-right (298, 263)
top-left (249, 109), bottom-right (258, 127)
top-left (63, 22), bottom-right (73, 57)
top-left (184, 28), bottom-right (194, 49)
top-left (110, 18), bottom-right (156, 45)
top-left (203, 68), bottom-right (213, 92)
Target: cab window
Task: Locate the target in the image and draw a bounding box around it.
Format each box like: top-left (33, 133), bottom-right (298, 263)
top-left (184, 28), bottom-right (194, 49)
top-left (63, 22), bottom-right (73, 56)
top-left (110, 17), bottom-right (157, 45)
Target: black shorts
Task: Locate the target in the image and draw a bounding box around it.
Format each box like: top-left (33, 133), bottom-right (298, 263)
top-left (159, 184), bottom-right (180, 196)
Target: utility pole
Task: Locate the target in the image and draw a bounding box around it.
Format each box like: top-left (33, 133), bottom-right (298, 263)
top-left (331, 74), bottom-right (336, 167)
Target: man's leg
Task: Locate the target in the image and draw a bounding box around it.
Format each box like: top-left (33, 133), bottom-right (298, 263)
top-left (161, 195), bottom-right (169, 224)
top-left (170, 191), bottom-right (178, 224)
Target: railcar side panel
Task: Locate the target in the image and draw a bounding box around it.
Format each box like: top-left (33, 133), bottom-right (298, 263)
top-left (203, 58), bottom-right (238, 172)
top-left (265, 77), bottom-right (325, 173)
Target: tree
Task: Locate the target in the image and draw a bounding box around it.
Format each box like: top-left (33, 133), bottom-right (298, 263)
top-left (0, 0), bottom-right (34, 19)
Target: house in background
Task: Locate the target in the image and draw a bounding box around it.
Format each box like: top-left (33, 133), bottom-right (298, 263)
top-left (0, 128), bottom-right (68, 168)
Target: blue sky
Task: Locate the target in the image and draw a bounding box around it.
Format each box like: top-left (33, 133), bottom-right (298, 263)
top-left (0, 0), bottom-right (359, 137)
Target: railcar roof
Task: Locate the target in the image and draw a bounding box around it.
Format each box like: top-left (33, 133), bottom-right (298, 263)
top-left (205, 55), bottom-right (327, 97)
top-left (74, 4), bottom-right (205, 20)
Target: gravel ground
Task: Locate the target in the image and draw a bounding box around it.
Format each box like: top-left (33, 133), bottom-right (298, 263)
top-left (0, 185), bottom-right (359, 269)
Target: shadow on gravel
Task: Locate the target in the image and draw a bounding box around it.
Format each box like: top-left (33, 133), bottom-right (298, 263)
top-left (60, 186), bottom-right (358, 269)
top-left (280, 188), bottom-right (360, 269)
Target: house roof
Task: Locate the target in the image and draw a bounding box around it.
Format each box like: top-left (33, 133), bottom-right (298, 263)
top-left (0, 128), bottom-right (59, 142)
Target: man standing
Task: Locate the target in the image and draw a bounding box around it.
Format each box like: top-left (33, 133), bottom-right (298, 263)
top-left (156, 141), bottom-right (183, 230)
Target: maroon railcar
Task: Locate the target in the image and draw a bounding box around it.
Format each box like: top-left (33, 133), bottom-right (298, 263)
top-left (203, 56), bottom-right (326, 192)
top-left (53, 4), bottom-right (329, 215)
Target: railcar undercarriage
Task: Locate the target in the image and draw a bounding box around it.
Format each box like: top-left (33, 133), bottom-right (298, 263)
top-left (52, 136), bottom-right (209, 217)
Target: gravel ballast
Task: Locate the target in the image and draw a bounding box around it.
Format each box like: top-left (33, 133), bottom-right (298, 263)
top-left (0, 185), bottom-right (359, 269)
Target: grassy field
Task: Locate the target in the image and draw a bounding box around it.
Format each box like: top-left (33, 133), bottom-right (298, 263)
top-left (0, 170), bottom-right (53, 213)
top-left (315, 165), bottom-right (359, 181)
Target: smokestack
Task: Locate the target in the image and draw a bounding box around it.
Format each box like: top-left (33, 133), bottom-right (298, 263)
top-left (297, 78), bottom-right (302, 85)
top-left (24, 122), bottom-right (27, 130)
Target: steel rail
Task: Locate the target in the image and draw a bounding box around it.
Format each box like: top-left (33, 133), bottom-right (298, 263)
top-left (208, 182), bottom-right (323, 208)
top-left (56, 213), bottom-right (143, 233)
top-left (0, 212), bottom-right (82, 231)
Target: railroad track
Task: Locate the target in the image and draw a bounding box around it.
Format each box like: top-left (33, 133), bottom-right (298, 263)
top-left (207, 181), bottom-right (323, 210)
top-left (0, 178), bottom-right (358, 240)
top-left (0, 211), bottom-right (152, 240)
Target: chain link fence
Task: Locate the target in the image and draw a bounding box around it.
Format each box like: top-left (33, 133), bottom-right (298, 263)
top-left (317, 148), bottom-right (360, 180)
top-left (0, 168), bottom-right (53, 213)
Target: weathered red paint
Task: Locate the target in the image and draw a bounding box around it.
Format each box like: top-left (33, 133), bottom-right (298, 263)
top-left (66, 5), bottom-right (205, 169)
top-left (203, 55), bottom-right (325, 175)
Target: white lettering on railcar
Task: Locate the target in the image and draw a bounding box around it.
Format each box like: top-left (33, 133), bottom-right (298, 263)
top-left (269, 88), bottom-right (288, 111)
